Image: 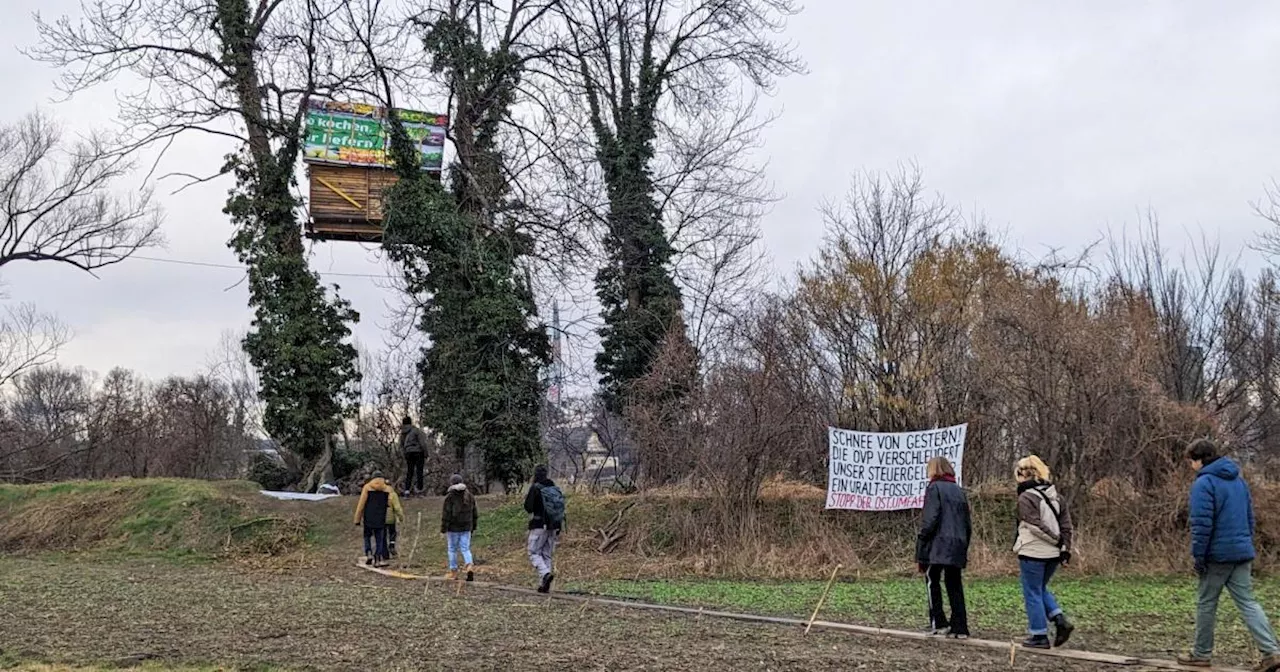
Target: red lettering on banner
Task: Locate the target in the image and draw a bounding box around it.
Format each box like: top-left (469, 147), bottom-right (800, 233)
top-left (828, 491), bottom-right (926, 511)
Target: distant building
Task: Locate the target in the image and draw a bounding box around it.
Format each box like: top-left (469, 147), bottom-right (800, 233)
top-left (543, 423), bottom-right (631, 491)
top-left (247, 438), bottom-right (283, 463)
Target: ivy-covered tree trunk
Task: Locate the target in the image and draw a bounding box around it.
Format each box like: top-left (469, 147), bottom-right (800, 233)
top-left (381, 7), bottom-right (550, 492)
top-left (217, 0), bottom-right (359, 489)
top-left (563, 0), bottom-right (801, 414)
top-left (593, 136), bottom-right (691, 414)
top-left (578, 28), bottom-right (694, 416)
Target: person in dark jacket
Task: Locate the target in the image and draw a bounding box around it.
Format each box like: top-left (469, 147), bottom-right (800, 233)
top-left (400, 417), bottom-right (428, 497)
top-left (916, 456), bottom-right (971, 639)
top-left (353, 471), bottom-right (394, 567)
top-left (385, 488), bottom-right (404, 558)
top-left (1177, 439), bottom-right (1279, 671)
top-left (441, 474), bottom-right (478, 582)
top-left (524, 464), bottom-right (563, 593)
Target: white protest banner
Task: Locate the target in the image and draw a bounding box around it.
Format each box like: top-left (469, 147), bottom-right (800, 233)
top-left (826, 423), bottom-right (967, 511)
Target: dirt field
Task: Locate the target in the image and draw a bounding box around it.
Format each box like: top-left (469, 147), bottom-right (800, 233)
top-left (3, 483), bottom-right (1273, 671)
top-left (0, 557), bottom-right (1110, 672)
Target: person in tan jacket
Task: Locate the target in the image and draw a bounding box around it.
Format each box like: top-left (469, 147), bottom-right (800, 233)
top-left (1014, 455), bottom-right (1075, 650)
top-left (353, 471), bottom-right (396, 567)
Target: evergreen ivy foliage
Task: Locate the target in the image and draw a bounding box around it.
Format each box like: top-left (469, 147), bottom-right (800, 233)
top-left (381, 15), bottom-right (550, 490)
top-left (224, 154), bottom-right (360, 463)
top-left (216, 0), bottom-right (360, 465)
top-left (585, 51), bottom-right (692, 415)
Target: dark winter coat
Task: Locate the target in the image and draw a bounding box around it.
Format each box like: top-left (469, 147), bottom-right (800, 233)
top-left (441, 484), bottom-right (478, 533)
top-left (1190, 457), bottom-right (1256, 564)
top-left (400, 425), bottom-right (428, 455)
top-left (524, 478), bottom-right (562, 531)
top-left (916, 476), bottom-right (972, 568)
top-left (354, 477), bottom-right (392, 529)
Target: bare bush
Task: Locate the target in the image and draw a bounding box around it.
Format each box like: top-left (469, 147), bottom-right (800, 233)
top-left (621, 168), bottom-right (1259, 525)
top-left (0, 365), bottom-right (252, 483)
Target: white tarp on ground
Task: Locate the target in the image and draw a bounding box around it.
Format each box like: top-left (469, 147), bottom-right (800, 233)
top-left (259, 490), bottom-right (342, 501)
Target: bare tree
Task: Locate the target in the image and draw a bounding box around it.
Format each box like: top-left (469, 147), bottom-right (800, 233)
top-left (1, 364), bottom-right (258, 483)
top-left (0, 365), bottom-right (92, 481)
top-left (796, 167), bottom-right (981, 433)
top-left (0, 111), bottom-right (161, 274)
top-left (0, 303), bottom-right (72, 390)
top-left (206, 329), bottom-right (264, 439)
top-left (32, 0), bottom-right (376, 490)
top-left (550, 0), bottom-right (804, 407)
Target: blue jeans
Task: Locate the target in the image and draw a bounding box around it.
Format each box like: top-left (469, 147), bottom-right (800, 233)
top-left (1195, 561), bottom-right (1280, 657)
top-left (1019, 558), bottom-right (1063, 635)
top-left (363, 526), bottom-right (388, 561)
top-left (447, 531), bottom-right (473, 570)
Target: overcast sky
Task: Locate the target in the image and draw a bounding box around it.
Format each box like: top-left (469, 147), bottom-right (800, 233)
top-left (2, 1), bottom-right (1279, 383)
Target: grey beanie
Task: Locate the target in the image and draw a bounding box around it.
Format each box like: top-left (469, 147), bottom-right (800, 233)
top-left (449, 473), bottom-right (464, 486)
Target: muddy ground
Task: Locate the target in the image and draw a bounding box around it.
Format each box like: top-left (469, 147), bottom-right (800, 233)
top-left (0, 557), bottom-right (1118, 672)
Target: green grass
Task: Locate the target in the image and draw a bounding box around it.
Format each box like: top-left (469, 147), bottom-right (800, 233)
top-left (472, 501), bottom-right (530, 549)
top-left (576, 574), bottom-right (1280, 664)
top-left (471, 494), bottom-right (616, 552)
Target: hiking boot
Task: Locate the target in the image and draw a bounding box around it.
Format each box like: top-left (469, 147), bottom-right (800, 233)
top-left (1255, 654), bottom-right (1280, 672)
top-left (445, 570), bottom-right (457, 581)
top-left (365, 556), bottom-right (373, 566)
top-left (1021, 635), bottom-right (1051, 650)
top-left (465, 563), bottom-right (474, 582)
top-left (1052, 614), bottom-right (1075, 648)
top-left (537, 573), bottom-right (553, 593)
top-left (1175, 654), bottom-right (1211, 668)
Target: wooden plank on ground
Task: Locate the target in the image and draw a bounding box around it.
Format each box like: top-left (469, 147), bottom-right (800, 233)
top-left (354, 562), bottom-right (1248, 672)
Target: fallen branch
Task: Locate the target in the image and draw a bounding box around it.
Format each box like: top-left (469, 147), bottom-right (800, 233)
top-left (593, 501), bottom-right (635, 554)
top-left (805, 564), bottom-right (841, 635)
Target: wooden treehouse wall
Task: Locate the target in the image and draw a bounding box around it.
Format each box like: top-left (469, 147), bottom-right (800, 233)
top-left (306, 164), bottom-right (401, 242)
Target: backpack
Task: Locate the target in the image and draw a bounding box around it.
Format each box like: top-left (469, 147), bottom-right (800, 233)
top-left (539, 484), bottom-right (566, 527)
top-left (1032, 486), bottom-right (1064, 549)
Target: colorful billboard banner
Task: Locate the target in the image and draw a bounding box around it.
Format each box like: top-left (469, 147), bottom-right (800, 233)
top-left (303, 100), bottom-right (447, 171)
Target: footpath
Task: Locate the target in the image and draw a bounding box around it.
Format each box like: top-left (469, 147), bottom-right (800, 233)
top-left (357, 561), bottom-right (1250, 672)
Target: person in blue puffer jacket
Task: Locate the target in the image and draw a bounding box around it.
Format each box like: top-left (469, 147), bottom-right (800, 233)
top-left (1177, 439), bottom-right (1279, 672)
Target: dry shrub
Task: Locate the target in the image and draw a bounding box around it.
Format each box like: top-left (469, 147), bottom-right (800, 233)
top-left (0, 485), bottom-right (147, 552)
top-left (585, 476), bottom-right (1280, 580)
top-left (758, 474), bottom-right (826, 500)
top-left (226, 514), bottom-right (310, 556)
top-left (0, 479), bottom-right (309, 557)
